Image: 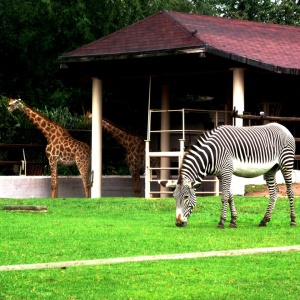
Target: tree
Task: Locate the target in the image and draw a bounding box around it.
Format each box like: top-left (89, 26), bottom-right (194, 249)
top-left (0, 0), bottom-right (218, 112)
top-left (216, 0), bottom-right (300, 25)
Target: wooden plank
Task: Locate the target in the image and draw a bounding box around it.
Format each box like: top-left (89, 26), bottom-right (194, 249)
top-left (236, 114), bottom-right (300, 122)
top-left (2, 205), bottom-right (48, 212)
top-left (0, 161), bottom-right (47, 165)
top-left (0, 245), bottom-right (299, 272)
top-left (0, 143), bottom-right (45, 148)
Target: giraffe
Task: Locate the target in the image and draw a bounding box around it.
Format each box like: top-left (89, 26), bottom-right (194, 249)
top-left (95, 114), bottom-right (159, 197)
top-left (8, 98), bottom-right (91, 198)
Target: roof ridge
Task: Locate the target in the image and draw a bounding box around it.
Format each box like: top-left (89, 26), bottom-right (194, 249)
top-left (59, 11), bottom-right (166, 58)
top-left (162, 10), bottom-right (203, 44)
top-left (168, 10), bottom-right (300, 30)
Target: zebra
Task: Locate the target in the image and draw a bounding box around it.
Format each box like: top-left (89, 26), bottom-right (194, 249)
top-left (160, 122), bottom-right (296, 228)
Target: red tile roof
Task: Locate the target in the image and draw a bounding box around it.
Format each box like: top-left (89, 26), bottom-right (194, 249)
top-left (59, 10), bottom-right (300, 74)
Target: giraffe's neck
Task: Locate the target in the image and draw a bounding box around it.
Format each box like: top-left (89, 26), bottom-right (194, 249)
top-left (102, 118), bottom-right (141, 149)
top-left (21, 104), bottom-right (69, 142)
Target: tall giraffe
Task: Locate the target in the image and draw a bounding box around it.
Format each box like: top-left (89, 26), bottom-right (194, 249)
top-left (8, 98), bottom-right (91, 198)
top-left (94, 114), bottom-right (159, 197)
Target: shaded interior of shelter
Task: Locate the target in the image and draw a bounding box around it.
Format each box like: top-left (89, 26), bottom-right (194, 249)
top-left (3, 51), bottom-right (298, 177)
top-left (61, 51), bottom-right (300, 138)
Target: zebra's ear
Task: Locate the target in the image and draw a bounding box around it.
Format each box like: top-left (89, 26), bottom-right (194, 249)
top-left (158, 180), bottom-right (177, 188)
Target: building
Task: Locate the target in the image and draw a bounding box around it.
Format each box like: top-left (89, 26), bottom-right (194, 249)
top-left (59, 10), bottom-right (300, 197)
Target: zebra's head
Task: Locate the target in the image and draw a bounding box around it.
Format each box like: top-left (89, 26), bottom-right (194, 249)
top-left (159, 178), bottom-right (197, 227)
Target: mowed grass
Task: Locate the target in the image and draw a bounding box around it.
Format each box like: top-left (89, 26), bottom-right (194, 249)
top-left (0, 196), bottom-right (299, 299)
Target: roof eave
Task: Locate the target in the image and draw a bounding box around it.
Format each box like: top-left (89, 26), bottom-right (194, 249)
top-left (58, 46), bottom-right (206, 64)
top-left (59, 44), bottom-right (300, 75)
top-left (207, 46), bottom-right (300, 75)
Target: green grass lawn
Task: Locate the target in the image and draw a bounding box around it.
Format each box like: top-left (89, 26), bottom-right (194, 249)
top-left (0, 196), bottom-right (299, 299)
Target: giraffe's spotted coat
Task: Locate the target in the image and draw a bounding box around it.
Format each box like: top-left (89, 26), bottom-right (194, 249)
top-left (8, 98), bottom-right (91, 198)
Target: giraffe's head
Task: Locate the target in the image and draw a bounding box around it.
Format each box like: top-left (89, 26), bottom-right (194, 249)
top-left (86, 110), bottom-right (92, 119)
top-left (7, 98), bottom-right (23, 113)
top-left (159, 178), bottom-right (198, 227)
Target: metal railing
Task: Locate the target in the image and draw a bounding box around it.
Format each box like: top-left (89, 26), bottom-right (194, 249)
top-left (144, 108), bottom-right (230, 198)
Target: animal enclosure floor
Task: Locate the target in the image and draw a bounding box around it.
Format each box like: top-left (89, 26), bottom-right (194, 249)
top-left (245, 183), bottom-right (300, 197)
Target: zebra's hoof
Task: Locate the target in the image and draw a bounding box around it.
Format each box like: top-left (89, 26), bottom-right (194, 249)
top-left (229, 223), bottom-right (237, 228)
top-left (217, 224), bottom-right (225, 229)
top-left (258, 222), bottom-right (267, 227)
top-left (290, 222), bottom-right (296, 226)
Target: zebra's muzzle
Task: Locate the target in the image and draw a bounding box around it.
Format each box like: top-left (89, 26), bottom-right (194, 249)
top-left (175, 214), bottom-right (187, 227)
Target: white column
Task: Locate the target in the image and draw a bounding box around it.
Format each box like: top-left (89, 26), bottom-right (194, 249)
top-left (160, 84), bottom-right (170, 198)
top-left (232, 68), bottom-right (245, 193)
top-left (232, 68), bottom-right (245, 127)
top-left (91, 77), bottom-right (102, 198)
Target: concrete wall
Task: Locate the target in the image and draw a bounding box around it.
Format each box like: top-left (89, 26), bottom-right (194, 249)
top-left (1, 171), bottom-right (299, 198)
top-left (0, 176), bottom-right (154, 198)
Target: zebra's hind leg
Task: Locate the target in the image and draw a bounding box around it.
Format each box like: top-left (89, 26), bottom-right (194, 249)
top-left (259, 171), bottom-right (278, 227)
top-left (282, 169), bottom-right (296, 226)
top-left (287, 182), bottom-right (296, 226)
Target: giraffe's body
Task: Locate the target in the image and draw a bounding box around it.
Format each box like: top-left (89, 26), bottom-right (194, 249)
top-left (102, 118), bottom-right (159, 197)
top-left (8, 98), bottom-right (91, 198)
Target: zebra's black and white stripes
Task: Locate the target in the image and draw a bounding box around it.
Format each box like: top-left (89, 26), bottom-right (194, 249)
top-left (160, 122), bottom-right (296, 228)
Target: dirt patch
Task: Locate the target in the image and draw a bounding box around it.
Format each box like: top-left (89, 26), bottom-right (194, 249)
top-left (245, 183), bottom-right (300, 197)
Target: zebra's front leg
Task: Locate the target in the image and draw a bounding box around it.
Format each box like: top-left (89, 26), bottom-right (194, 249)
top-left (218, 175), bottom-right (237, 229)
top-left (218, 196), bottom-right (229, 229)
top-left (228, 192), bottom-right (238, 228)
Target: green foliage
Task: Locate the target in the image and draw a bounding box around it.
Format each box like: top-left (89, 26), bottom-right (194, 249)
top-left (217, 0), bottom-right (300, 25)
top-left (0, 96), bottom-right (92, 175)
top-left (1, 0), bottom-right (299, 175)
top-left (38, 105), bottom-right (91, 131)
top-left (0, 96), bottom-right (44, 144)
top-left (0, 0), bottom-right (217, 112)
top-left (0, 0), bottom-right (299, 112)
top-left (0, 196), bottom-right (299, 299)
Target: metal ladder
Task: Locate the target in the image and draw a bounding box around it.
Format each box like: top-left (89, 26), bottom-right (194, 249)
top-left (145, 108), bottom-right (221, 198)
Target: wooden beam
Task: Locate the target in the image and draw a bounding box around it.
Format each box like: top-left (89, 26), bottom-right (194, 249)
top-left (2, 206), bottom-right (48, 212)
top-left (235, 114), bottom-right (300, 122)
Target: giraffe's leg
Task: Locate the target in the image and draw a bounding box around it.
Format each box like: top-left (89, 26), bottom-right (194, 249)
top-left (130, 171), bottom-right (141, 197)
top-left (259, 169), bottom-right (278, 227)
top-left (49, 159), bottom-right (58, 198)
top-left (133, 174), bottom-right (142, 197)
top-left (151, 156), bottom-right (160, 179)
top-left (76, 159), bottom-right (91, 198)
